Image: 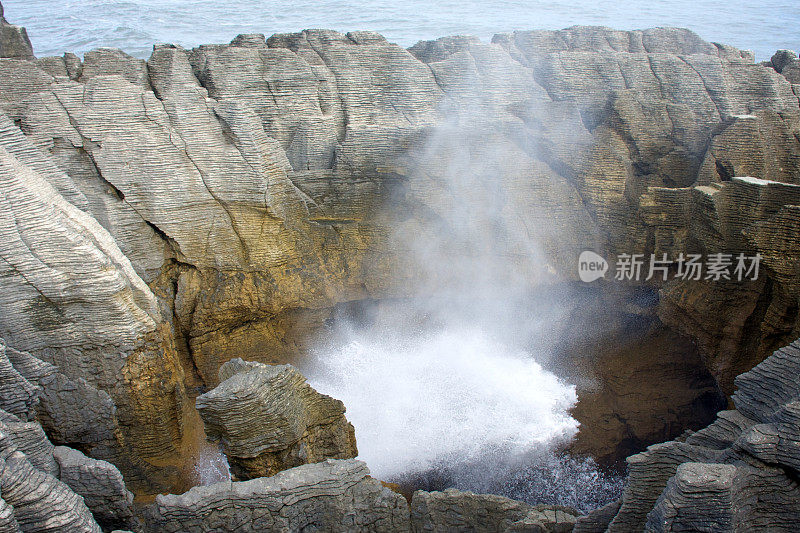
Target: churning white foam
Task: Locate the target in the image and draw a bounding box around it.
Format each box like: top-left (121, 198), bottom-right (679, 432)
top-left (308, 326), bottom-right (579, 479)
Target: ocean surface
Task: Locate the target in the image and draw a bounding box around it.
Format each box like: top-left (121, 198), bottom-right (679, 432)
top-left (4, 0), bottom-right (798, 61)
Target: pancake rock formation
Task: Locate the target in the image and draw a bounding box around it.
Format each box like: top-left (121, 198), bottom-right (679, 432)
top-left (0, 338), bottom-right (134, 532)
top-left (575, 338), bottom-right (800, 532)
top-left (147, 459), bottom-right (410, 533)
top-left (0, 4), bottom-right (799, 531)
top-left (1, 20), bottom-right (797, 468)
top-left (195, 359), bottom-right (357, 480)
top-left (411, 489), bottom-right (579, 532)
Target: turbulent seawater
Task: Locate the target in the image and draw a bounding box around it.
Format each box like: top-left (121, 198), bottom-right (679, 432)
top-left (303, 299), bottom-right (625, 511)
top-left (308, 327), bottom-right (579, 478)
top-left (6, 0), bottom-right (799, 60)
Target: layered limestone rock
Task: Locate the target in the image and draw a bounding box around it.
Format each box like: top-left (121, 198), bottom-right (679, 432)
top-left (196, 359), bottom-right (357, 480)
top-left (5, 24), bottom-right (795, 392)
top-left (146, 459), bottom-right (411, 533)
top-left (0, 111), bottom-right (190, 492)
top-left (0, 411), bottom-right (58, 477)
top-left (1, 4), bottom-right (800, 500)
top-left (645, 460), bottom-right (800, 532)
top-left (0, 451), bottom-right (101, 533)
top-left (411, 488), bottom-right (578, 532)
top-left (0, 2), bottom-right (33, 60)
top-left (1, 339), bottom-right (120, 473)
top-left (0, 410), bottom-right (102, 532)
top-left (575, 338), bottom-right (800, 532)
top-left (53, 446), bottom-right (135, 531)
top-left (0, 337), bottom-right (141, 530)
top-left (0, 344), bottom-right (39, 422)
top-left (644, 176), bottom-right (800, 393)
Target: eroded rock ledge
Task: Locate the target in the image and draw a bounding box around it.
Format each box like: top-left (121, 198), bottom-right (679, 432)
top-left (0, 3), bottom-right (799, 531)
top-left (576, 339), bottom-right (800, 532)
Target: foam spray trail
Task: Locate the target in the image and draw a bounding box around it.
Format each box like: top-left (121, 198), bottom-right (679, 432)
top-left (309, 326), bottom-right (579, 478)
top-left (307, 46), bottom-right (623, 509)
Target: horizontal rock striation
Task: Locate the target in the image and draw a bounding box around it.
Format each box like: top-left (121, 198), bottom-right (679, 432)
top-left (411, 488), bottom-right (578, 532)
top-left (575, 337), bottom-right (800, 532)
top-left (0, 110), bottom-right (189, 492)
top-left (147, 458), bottom-right (580, 533)
top-left (196, 359), bottom-right (357, 480)
top-left (0, 1), bottom-right (799, 504)
top-left (53, 446), bottom-right (135, 531)
top-left (1, 21), bottom-right (796, 387)
top-left (147, 459), bottom-right (411, 533)
top-left (0, 337), bottom-right (139, 530)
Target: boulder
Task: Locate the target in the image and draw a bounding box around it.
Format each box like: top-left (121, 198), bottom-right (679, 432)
top-left (606, 441), bottom-right (722, 531)
top-left (196, 359), bottom-right (357, 479)
top-left (645, 462), bottom-right (737, 532)
top-left (769, 49), bottom-right (798, 73)
top-left (573, 499), bottom-right (621, 533)
top-left (781, 60), bottom-right (800, 83)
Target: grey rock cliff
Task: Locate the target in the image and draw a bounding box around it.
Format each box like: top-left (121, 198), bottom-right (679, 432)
top-left (0, 109), bottom-right (189, 492)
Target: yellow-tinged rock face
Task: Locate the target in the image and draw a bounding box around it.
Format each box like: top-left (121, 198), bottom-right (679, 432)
top-left (1, 23), bottom-right (800, 497)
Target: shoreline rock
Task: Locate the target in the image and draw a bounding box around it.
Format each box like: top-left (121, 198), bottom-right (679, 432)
top-left (0, 5), bottom-right (799, 531)
top-left (0, 2), bottom-right (33, 60)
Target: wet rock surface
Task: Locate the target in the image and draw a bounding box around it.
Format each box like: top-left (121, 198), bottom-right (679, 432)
top-left (575, 338), bottom-right (800, 532)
